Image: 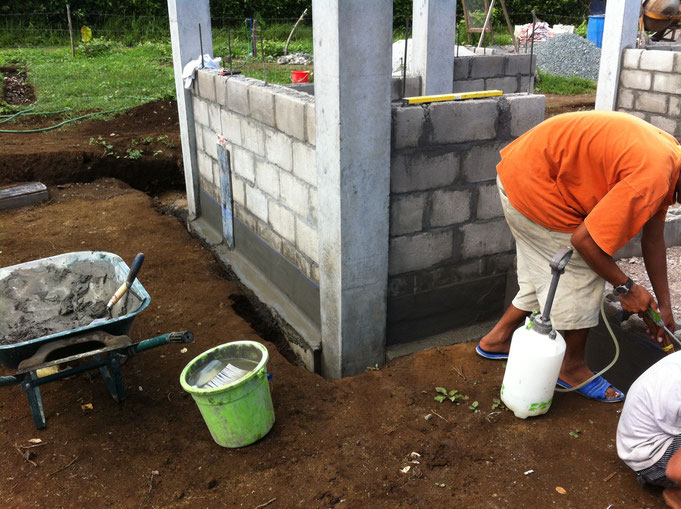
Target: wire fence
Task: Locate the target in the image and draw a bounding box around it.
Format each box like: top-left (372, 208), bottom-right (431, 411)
top-left (0, 10), bottom-right (590, 48)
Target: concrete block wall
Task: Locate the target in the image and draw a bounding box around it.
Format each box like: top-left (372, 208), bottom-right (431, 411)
top-left (388, 93), bottom-right (546, 343)
top-left (192, 71), bottom-right (319, 283)
top-left (617, 48), bottom-right (681, 137)
top-left (453, 55), bottom-right (536, 94)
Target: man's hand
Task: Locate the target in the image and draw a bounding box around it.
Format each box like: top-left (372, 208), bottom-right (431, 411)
top-left (657, 303), bottom-right (676, 344)
top-left (619, 283), bottom-right (657, 315)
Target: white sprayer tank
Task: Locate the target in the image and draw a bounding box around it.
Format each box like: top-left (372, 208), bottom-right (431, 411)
top-left (500, 318), bottom-right (566, 419)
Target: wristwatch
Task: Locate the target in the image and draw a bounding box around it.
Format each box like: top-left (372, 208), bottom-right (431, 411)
top-left (614, 277), bottom-right (634, 296)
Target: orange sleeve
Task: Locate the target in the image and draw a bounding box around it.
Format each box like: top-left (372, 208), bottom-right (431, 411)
top-left (584, 180), bottom-right (664, 255)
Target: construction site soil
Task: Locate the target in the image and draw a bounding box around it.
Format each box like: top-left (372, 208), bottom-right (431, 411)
top-left (0, 93), bottom-right (670, 508)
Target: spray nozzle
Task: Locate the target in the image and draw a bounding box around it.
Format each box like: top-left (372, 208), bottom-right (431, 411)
top-left (532, 246), bottom-right (574, 336)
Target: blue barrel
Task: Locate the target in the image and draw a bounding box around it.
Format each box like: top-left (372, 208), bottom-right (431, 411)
top-left (587, 15), bottom-right (605, 48)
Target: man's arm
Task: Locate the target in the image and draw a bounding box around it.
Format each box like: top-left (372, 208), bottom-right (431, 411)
top-left (570, 222), bottom-right (657, 315)
top-left (641, 216), bottom-right (675, 337)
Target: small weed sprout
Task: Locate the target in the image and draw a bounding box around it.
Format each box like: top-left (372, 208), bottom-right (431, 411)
top-left (434, 387), bottom-right (466, 404)
top-left (569, 429), bottom-right (582, 439)
top-left (491, 398), bottom-right (506, 410)
top-left (142, 136), bottom-right (153, 144)
top-left (366, 364), bottom-right (379, 371)
top-left (468, 401), bottom-right (480, 413)
top-left (156, 135), bottom-right (175, 148)
top-left (90, 136), bottom-right (115, 156)
top-left (125, 148), bottom-right (143, 160)
top-left (153, 149), bottom-right (163, 157)
top-left (130, 138), bottom-right (138, 147)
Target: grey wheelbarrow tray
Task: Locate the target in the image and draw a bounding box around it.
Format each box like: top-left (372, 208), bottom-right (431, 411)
top-left (0, 251), bottom-right (193, 428)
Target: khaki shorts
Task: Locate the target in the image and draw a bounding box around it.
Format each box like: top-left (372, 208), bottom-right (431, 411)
top-left (498, 177), bottom-right (605, 330)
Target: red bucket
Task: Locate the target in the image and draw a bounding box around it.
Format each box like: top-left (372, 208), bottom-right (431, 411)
top-left (291, 70), bottom-right (310, 83)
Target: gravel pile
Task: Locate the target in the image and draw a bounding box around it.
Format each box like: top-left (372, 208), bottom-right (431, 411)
top-left (535, 33), bottom-right (601, 80)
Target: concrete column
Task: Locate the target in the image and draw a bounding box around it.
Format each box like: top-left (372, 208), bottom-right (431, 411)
top-left (168, 0), bottom-right (213, 219)
top-left (595, 0), bottom-right (640, 111)
top-left (312, 0), bottom-right (392, 379)
top-left (411, 0), bottom-right (457, 95)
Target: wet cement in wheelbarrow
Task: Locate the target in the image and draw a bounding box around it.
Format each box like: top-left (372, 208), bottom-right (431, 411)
top-left (0, 260), bottom-right (142, 345)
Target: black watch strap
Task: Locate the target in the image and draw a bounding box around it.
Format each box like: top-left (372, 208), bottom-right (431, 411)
top-left (615, 277), bottom-right (634, 296)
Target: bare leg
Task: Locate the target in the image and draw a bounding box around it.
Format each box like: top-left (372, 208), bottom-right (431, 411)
top-left (478, 304), bottom-right (529, 353)
top-left (663, 448), bottom-right (681, 508)
top-left (558, 328), bottom-right (620, 400)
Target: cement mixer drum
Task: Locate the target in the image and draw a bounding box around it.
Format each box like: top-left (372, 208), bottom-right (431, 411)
top-left (642, 0), bottom-right (681, 32)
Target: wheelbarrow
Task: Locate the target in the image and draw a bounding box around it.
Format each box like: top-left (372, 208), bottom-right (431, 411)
top-left (0, 251), bottom-right (194, 429)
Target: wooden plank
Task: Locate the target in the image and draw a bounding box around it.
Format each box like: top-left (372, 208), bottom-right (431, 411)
top-left (0, 182), bottom-right (48, 211)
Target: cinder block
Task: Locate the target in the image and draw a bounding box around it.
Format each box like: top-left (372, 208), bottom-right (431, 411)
top-left (296, 217), bottom-right (319, 262)
top-left (451, 79), bottom-right (486, 93)
top-left (640, 50), bottom-right (675, 72)
top-left (249, 85), bottom-right (276, 127)
top-left (430, 100), bottom-right (498, 144)
top-left (265, 130), bottom-right (293, 171)
top-left (275, 93), bottom-right (307, 140)
top-left (257, 223), bottom-right (283, 252)
top-left (193, 97), bottom-right (209, 127)
top-left (280, 241), bottom-right (312, 279)
top-left (232, 176), bottom-right (246, 205)
top-left (220, 109), bottom-right (242, 145)
top-left (485, 76), bottom-right (519, 94)
top-left (268, 201), bottom-right (295, 243)
top-left (305, 103), bottom-right (316, 145)
top-left (194, 122), bottom-right (204, 153)
top-left (453, 57), bottom-right (471, 80)
top-left (212, 159), bottom-right (220, 191)
top-left (199, 176), bottom-right (219, 203)
top-left (476, 183), bottom-right (503, 220)
top-left (215, 75), bottom-right (228, 107)
top-left (650, 115), bottom-right (678, 136)
top-left (431, 189), bottom-right (471, 227)
top-left (404, 76), bottom-right (421, 97)
top-left (670, 96), bottom-right (681, 117)
top-left (309, 188), bottom-right (318, 225)
top-left (235, 204), bottom-right (257, 232)
top-left (197, 151), bottom-right (214, 184)
top-left (391, 151), bottom-right (459, 193)
top-left (197, 70), bottom-right (216, 102)
top-left (653, 73), bottom-right (681, 95)
top-left (208, 102), bottom-right (221, 132)
top-left (388, 230), bottom-right (454, 275)
top-left (460, 219), bottom-right (513, 259)
top-left (505, 54), bottom-right (532, 75)
top-left (506, 94), bottom-right (545, 137)
top-left (470, 56), bottom-right (506, 79)
top-left (255, 158), bottom-right (280, 198)
top-left (622, 49), bottom-right (643, 70)
top-left (635, 92), bottom-right (668, 114)
top-left (279, 172), bottom-right (309, 217)
top-left (202, 126), bottom-right (218, 160)
top-left (232, 146), bottom-right (255, 183)
top-left (617, 88), bottom-right (635, 109)
top-left (310, 263), bottom-right (320, 285)
top-left (245, 184), bottom-right (268, 222)
top-left (392, 106), bottom-right (426, 149)
top-left (227, 78), bottom-right (249, 115)
top-left (292, 142), bottom-right (316, 186)
top-left (675, 52), bottom-right (681, 73)
top-left (519, 76), bottom-right (533, 94)
top-left (620, 69), bottom-right (652, 91)
top-left (241, 118), bottom-right (265, 156)
top-left (390, 194), bottom-right (425, 236)
top-left (462, 143), bottom-right (505, 183)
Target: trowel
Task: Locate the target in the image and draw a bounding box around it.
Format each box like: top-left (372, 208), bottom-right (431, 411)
top-left (89, 253), bottom-right (144, 326)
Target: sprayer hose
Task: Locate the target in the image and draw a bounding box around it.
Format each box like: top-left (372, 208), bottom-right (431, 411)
top-left (555, 293), bottom-right (620, 393)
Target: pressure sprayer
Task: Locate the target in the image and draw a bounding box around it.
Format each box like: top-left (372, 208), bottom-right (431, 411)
top-left (500, 246), bottom-right (573, 419)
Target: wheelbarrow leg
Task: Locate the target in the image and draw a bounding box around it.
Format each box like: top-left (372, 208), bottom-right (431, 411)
top-left (21, 372), bottom-right (46, 429)
top-left (94, 354), bottom-right (126, 402)
top-left (110, 354), bottom-right (126, 402)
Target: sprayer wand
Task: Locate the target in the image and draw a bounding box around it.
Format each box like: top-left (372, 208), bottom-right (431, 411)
top-left (531, 246), bottom-right (573, 336)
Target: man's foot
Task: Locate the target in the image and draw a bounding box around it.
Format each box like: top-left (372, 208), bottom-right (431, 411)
top-left (558, 367), bottom-right (623, 401)
top-left (663, 487), bottom-right (681, 509)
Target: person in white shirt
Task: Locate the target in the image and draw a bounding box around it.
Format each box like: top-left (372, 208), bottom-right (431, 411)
top-left (617, 352), bottom-right (681, 508)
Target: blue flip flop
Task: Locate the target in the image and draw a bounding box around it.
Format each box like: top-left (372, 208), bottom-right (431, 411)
top-left (556, 375), bottom-right (625, 403)
top-left (475, 345), bottom-right (509, 360)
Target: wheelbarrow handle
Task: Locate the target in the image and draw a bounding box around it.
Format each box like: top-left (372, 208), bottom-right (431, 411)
top-left (128, 331), bottom-right (194, 355)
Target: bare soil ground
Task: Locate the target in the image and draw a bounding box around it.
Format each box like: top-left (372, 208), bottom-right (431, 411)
top-left (2, 91), bottom-right (669, 508)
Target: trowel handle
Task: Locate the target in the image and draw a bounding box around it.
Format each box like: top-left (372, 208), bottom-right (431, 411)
top-left (127, 253), bottom-right (145, 285)
top-left (549, 246), bottom-right (573, 274)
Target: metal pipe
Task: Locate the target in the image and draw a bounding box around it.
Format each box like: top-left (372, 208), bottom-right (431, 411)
top-left (527, 8), bottom-right (537, 94)
top-left (199, 24), bottom-right (204, 69)
top-left (402, 16), bottom-right (410, 99)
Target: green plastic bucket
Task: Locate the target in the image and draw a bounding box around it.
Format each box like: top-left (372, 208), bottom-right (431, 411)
top-left (180, 341), bottom-right (275, 448)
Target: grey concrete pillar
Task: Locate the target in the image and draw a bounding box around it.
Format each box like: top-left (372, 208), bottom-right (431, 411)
top-left (595, 0), bottom-right (640, 111)
top-left (411, 0), bottom-right (457, 95)
top-left (312, 0), bottom-right (392, 379)
top-left (168, 0), bottom-right (213, 219)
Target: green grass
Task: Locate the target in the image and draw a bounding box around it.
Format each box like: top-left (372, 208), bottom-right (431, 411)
top-left (534, 70), bottom-right (597, 95)
top-left (0, 42), bottom-right (175, 114)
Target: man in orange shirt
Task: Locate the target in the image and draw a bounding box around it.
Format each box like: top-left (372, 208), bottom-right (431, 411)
top-left (476, 111), bottom-right (681, 402)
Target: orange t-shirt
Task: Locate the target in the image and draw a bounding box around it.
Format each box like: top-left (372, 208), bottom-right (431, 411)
top-left (497, 111), bottom-right (681, 255)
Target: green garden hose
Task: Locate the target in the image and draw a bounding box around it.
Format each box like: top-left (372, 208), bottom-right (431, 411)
top-left (0, 107), bottom-right (125, 133)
